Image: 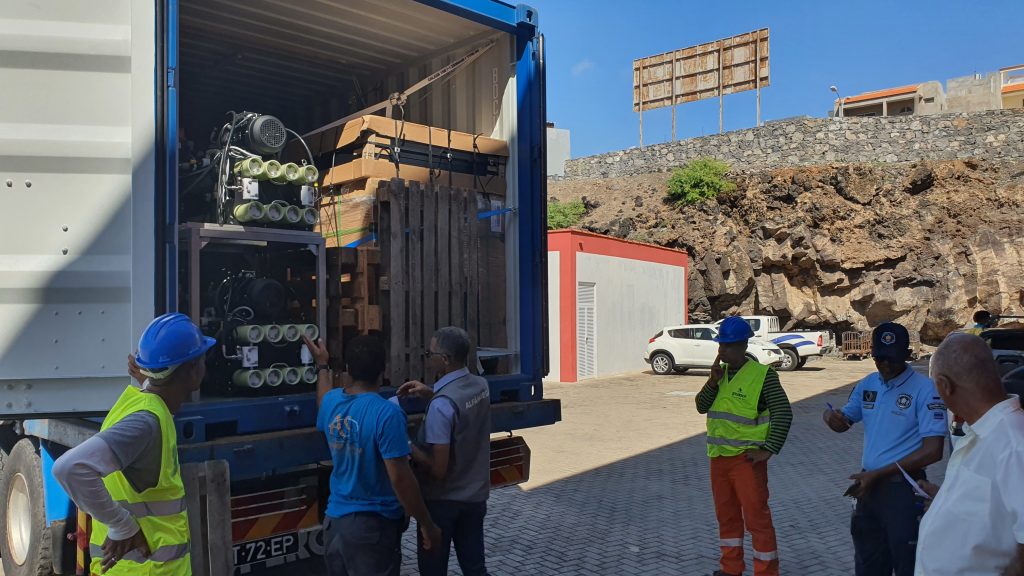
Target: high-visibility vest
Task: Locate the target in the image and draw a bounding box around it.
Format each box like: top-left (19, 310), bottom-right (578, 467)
top-left (706, 360), bottom-right (771, 458)
top-left (89, 386), bottom-right (190, 575)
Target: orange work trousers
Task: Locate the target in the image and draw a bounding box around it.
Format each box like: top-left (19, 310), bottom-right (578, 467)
top-left (710, 454), bottom-right (779, 576)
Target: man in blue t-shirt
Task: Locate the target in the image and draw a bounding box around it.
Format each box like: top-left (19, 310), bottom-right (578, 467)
top-left (823, 322), bottom-right (947, 576)
top-left (306, 334), bottom-right (440, 576)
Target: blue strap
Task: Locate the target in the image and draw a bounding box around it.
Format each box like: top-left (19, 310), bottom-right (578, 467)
top-left (344, 233), bottom-right (378, 248)
top-left (477, 207), bottom-right (514, 219)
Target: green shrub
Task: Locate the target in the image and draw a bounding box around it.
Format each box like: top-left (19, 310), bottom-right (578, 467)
top-left (547, 199), bottom-right (586, 229)
top-left (666, 158), bottom-right (736, 205)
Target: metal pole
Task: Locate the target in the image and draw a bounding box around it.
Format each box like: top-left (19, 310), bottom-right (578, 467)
top-left (671, 52), bottom-right (678, 141)
top-left (638, 60), bottom-right (644, 149)
top-left (755, 35), bottom-right (761, 127)
top-left (718, 44), bottom-right (724, 134)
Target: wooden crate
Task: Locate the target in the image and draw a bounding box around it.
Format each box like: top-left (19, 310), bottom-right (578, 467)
top-left (321, 178), bottom-right (510, 392)
top-left (377, 178), bottom-right (508, 387)
top-left (841, 331), bottom-right (871, 359)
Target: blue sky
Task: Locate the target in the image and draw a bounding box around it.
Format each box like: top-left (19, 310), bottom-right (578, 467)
top-left (534, 0), bottom-right (1024, 158)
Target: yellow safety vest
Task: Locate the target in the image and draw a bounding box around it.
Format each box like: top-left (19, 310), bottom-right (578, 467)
top-left (89, 386), bottom-right (191, 575)
top-left (706, 360), bottom-right (771, 458)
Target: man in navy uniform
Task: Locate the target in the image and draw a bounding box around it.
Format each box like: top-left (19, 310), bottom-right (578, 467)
top-left (824, 322), bottom-right (947, 576)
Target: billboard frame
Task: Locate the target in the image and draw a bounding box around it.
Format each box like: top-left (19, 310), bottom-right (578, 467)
top-left (632, 28), bottom-right (769, 147)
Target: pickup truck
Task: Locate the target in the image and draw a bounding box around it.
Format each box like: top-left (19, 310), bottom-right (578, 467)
top-left (714, 316), bottom-right (834, 371)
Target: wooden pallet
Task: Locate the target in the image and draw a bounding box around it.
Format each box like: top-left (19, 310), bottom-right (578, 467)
top-left (326, 246), bottom-right (382, 366)
top-left (377, 178), bottom-right (507, 386)
top-left (321, 178), bottom-right (509, 388)
top-left (183, 461), bottom-right (234, 576)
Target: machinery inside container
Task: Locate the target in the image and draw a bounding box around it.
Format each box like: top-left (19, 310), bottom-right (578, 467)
top-left (176, 0), bottom-right (519, 395)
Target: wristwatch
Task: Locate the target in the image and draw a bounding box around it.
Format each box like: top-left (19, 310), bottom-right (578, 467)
top-left (317, 364), bottom-right (331, 372)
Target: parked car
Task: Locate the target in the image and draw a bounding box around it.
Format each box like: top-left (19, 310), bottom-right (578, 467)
top-left (713, 316), bottom-right (834, 372)
top-left (645, 324), bottom-right (784, 375)
top-left (912, 328), bottom-right (1024, 378)
top-left (984, 328), bottom-right (1024, 376)
top-left (911, 328), bottom-right (1024, 449)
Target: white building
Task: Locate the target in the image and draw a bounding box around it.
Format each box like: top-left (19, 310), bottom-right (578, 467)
top-left (547, 230), bottom-right (688, 382)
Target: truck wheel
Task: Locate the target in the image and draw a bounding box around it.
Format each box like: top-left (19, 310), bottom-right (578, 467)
top-left (778, 349), bottom-right (799, 372)
top-left (650, 353), bottom-right (674, 375)
top-left (797, 357), bottom-right (808, 369)
top-left (1, 439), bottom-right (52, 576)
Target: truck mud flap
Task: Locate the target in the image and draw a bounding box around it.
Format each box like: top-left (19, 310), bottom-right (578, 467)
top-left (491, 436), bottom-right (530, 488)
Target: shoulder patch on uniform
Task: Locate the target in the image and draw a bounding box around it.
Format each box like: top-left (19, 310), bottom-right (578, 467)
top-left (934, 412), bottom-right (945, 420)
top-left (863, 390), bottom-right (878, 402)
top-left (927, 402), bottom-right (945, 411)
top-left (896, 393), bottom-right (912, 410)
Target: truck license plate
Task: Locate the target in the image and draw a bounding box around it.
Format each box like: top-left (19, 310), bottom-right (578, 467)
top-left (233, 533), bottom-right (299, 566)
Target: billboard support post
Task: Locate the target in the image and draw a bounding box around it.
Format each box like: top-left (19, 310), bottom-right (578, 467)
top-left (718, 44), bottom-right (724, 134)
top-left (755, 37), bottom-right (761, 127)
top-left (638, 59), bottom-right (644, 149)
top-left (671, 51), bottom-right (678, 141)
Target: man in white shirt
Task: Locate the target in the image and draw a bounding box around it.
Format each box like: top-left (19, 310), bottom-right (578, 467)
top-left (915, 332), bottom-right (1024, 576)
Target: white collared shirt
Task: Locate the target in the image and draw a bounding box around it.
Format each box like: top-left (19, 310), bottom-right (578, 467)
top-left (915, 396), bottom-right (1024, 575)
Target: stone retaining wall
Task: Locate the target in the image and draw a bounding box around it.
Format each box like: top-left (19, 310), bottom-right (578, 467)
top-left (563, 109), bottom-right (1024, 179)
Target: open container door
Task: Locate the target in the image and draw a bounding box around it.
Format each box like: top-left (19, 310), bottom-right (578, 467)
top-left (0, 0), bottom-right (159, 418)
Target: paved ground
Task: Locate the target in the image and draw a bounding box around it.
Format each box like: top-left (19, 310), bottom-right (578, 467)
top-left (11, 358), bottom-right (943, 576)
top-left (272, 356), bottom-right (947, 576)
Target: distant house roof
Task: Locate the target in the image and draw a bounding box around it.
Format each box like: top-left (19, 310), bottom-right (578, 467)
top-left (999, 63), bottom-right (1024, 72)
top-left (843, 84), bottom-right (919, 105)
top-left (1002, 83), bottom-right (1024, 95)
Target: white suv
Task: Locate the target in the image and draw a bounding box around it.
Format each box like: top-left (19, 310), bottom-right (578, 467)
top-left (645, 324), bottom-right (784, 375)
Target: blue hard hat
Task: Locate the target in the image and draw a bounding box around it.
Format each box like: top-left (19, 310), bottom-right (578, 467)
top-left (714, 316), bottom-right (755, 343)
top-left (135, 313), bottom-right (216, 369)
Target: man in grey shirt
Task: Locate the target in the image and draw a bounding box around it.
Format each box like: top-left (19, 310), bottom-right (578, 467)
top-left (397, 327), bottom-right (491, 576)
top-left (53, 343), bottom-right (203, 572)
top-left (54, 407), bottom-right (164, 539)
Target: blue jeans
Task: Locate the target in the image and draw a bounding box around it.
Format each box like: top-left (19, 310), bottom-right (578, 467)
top-left (416, 500), bottom-right (490, 576)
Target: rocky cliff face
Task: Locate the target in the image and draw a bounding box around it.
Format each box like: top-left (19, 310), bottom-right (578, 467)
top-left (548, 159), bottom-right (1024, 344)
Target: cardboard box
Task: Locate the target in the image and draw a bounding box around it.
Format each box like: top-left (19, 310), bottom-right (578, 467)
top-left (302, 115), bottom-right (509, 158)
top-left (316, 181), bottom-right (380, 248)
top-left (321, 158), bottom-right (505, 197)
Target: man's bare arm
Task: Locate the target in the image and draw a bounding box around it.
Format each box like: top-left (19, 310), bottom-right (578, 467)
top-left (410, 443), bottom-right (451, 481)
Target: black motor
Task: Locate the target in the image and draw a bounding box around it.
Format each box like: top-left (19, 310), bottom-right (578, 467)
top-left (238, 277), bottom-right (288, 321)
top-left (227, 113), bottom-right (287, 155)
